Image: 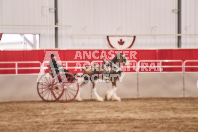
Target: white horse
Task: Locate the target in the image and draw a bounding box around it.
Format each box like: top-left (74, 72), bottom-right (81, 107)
top-left (75, 53), bottom-right (129, 102)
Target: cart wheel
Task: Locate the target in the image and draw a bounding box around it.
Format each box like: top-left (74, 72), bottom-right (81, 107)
top-left (58, 73), bottom-right (79, 103)
top-left (37, 73), bottom-right (64, 102)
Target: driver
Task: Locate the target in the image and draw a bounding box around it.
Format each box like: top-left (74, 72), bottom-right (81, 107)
top-left (49, 54), bottom-right (69, 76)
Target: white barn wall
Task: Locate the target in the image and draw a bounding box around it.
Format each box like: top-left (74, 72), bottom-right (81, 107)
top-left (0, 0), bottom-right (197, 49)
top-left (58, 0), bottom-right (177, 49)
top-left (58, 0), bottom-right (177, 35)
top-left (0, 0), bottom-right (55, 49)
top-left (1, 72), bottom-right (198, 102)
top-left (182, 0), bottom-right (198, 48)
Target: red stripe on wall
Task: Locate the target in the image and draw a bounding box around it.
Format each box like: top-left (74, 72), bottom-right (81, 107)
top-left (0, 49), bottom-right (198, 74)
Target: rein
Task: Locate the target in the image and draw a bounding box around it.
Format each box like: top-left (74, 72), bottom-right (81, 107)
top-left (111, 54), bottom-right (118, 63)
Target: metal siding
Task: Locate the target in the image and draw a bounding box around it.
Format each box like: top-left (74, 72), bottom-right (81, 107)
top-left (58, 0), bottom-right (177, 49)
top-left (1, 0), bottom-right (197, 49)
top-left (0, 0), bottom-right (55, 49)
top-left (182, 0), bottom-right (198, 48)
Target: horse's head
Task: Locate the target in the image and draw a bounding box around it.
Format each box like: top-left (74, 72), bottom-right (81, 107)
top-left (120, 53), bottom-right (129, 65)
top-left (111, 53), bottom-right (129, 66)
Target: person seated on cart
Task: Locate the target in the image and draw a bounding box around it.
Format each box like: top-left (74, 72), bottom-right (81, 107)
top-left (49, 54), bottom-right (69, 75)
top-left (49, 54), bottom-right (71, 82)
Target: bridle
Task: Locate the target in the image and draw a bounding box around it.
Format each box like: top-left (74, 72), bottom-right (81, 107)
top-left (109, 53), bottom-right (127, 73)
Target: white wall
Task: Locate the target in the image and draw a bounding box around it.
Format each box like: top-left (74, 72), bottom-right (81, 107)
top-left (0, 0), bottom-right (55, 49)
top-left (182, 0), bottom-right (198, 48)
top-left (1, 72), bottom-right (198, 102)
top-left (58, 0), bottom-right (178, 49)
top-left (0, 0), bottom-right (197, 49)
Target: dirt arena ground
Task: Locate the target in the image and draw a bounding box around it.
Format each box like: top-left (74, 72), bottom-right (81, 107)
top-left (0, 98), bottom-right (198, 132)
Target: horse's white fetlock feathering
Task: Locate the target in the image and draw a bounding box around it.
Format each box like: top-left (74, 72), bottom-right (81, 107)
top-left (112, 93), bottom-right (121, 101)
top-left (75, 97), bottom-right (83, 102)
top-left (75, 90), bottom-right (83, 101)
top-left (105, 91), bottom-right (112, 101)
top-left (105, 86), bottom-right (121, 101)
top-left (93, 87), bottom-right (104, 102)
top-left (97, 97), bottom-right (104, 102)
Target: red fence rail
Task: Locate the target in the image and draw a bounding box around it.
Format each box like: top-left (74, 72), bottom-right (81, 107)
top-left (0, 49), bottom-right (198, 74)
top-left (0, 60), bottom-right (198, 74)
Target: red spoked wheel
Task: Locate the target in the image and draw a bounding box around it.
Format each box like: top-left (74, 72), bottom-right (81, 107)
top-left (58, 73), bottom-right (79, 103)
top-left (37, 73), bottom-right (64, 102)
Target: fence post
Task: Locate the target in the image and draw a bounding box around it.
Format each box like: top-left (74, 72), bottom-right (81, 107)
top-left (183, 61), bottom-right (185, 97)
top-left (15, 62), bottom-right (18, 74)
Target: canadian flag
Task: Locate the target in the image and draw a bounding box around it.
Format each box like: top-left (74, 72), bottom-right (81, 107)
top-left (107, 36), bottom-right (136, 49)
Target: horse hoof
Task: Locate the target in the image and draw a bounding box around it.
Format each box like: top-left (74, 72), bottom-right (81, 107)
top-left (112, 96), bottom-right (121, 101)
top-left (96, 97), bottom-right (104, 102)
top-left (105, 92), bottom-right (111, 101)
top-left (75, 97), bottom-right (83, 102)
top-left (104, 94), bottom-right (107, 101)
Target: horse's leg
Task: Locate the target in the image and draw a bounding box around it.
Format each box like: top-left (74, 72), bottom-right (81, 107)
top-left (75, 73), bottom-right (89, 102)
top-left (75, 90), bottom-right (82, 101)
top-left (75, 82), bottom-right (86, 101)
top-left (92, 82), bottom-right (103, 102)
top-left (111, 79), bottom-right (121, 101)
top-left (105, 78), bottom-right (121, 101)
top-left (105, 81), bottom-right (116, 101)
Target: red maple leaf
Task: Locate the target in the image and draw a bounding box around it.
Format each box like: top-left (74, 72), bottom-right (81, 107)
top-left (118, 39), bottom-right (125, 45)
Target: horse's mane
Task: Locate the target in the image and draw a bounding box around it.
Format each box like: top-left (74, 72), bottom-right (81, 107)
top-left (111, 53), bottom-right (121, 63)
